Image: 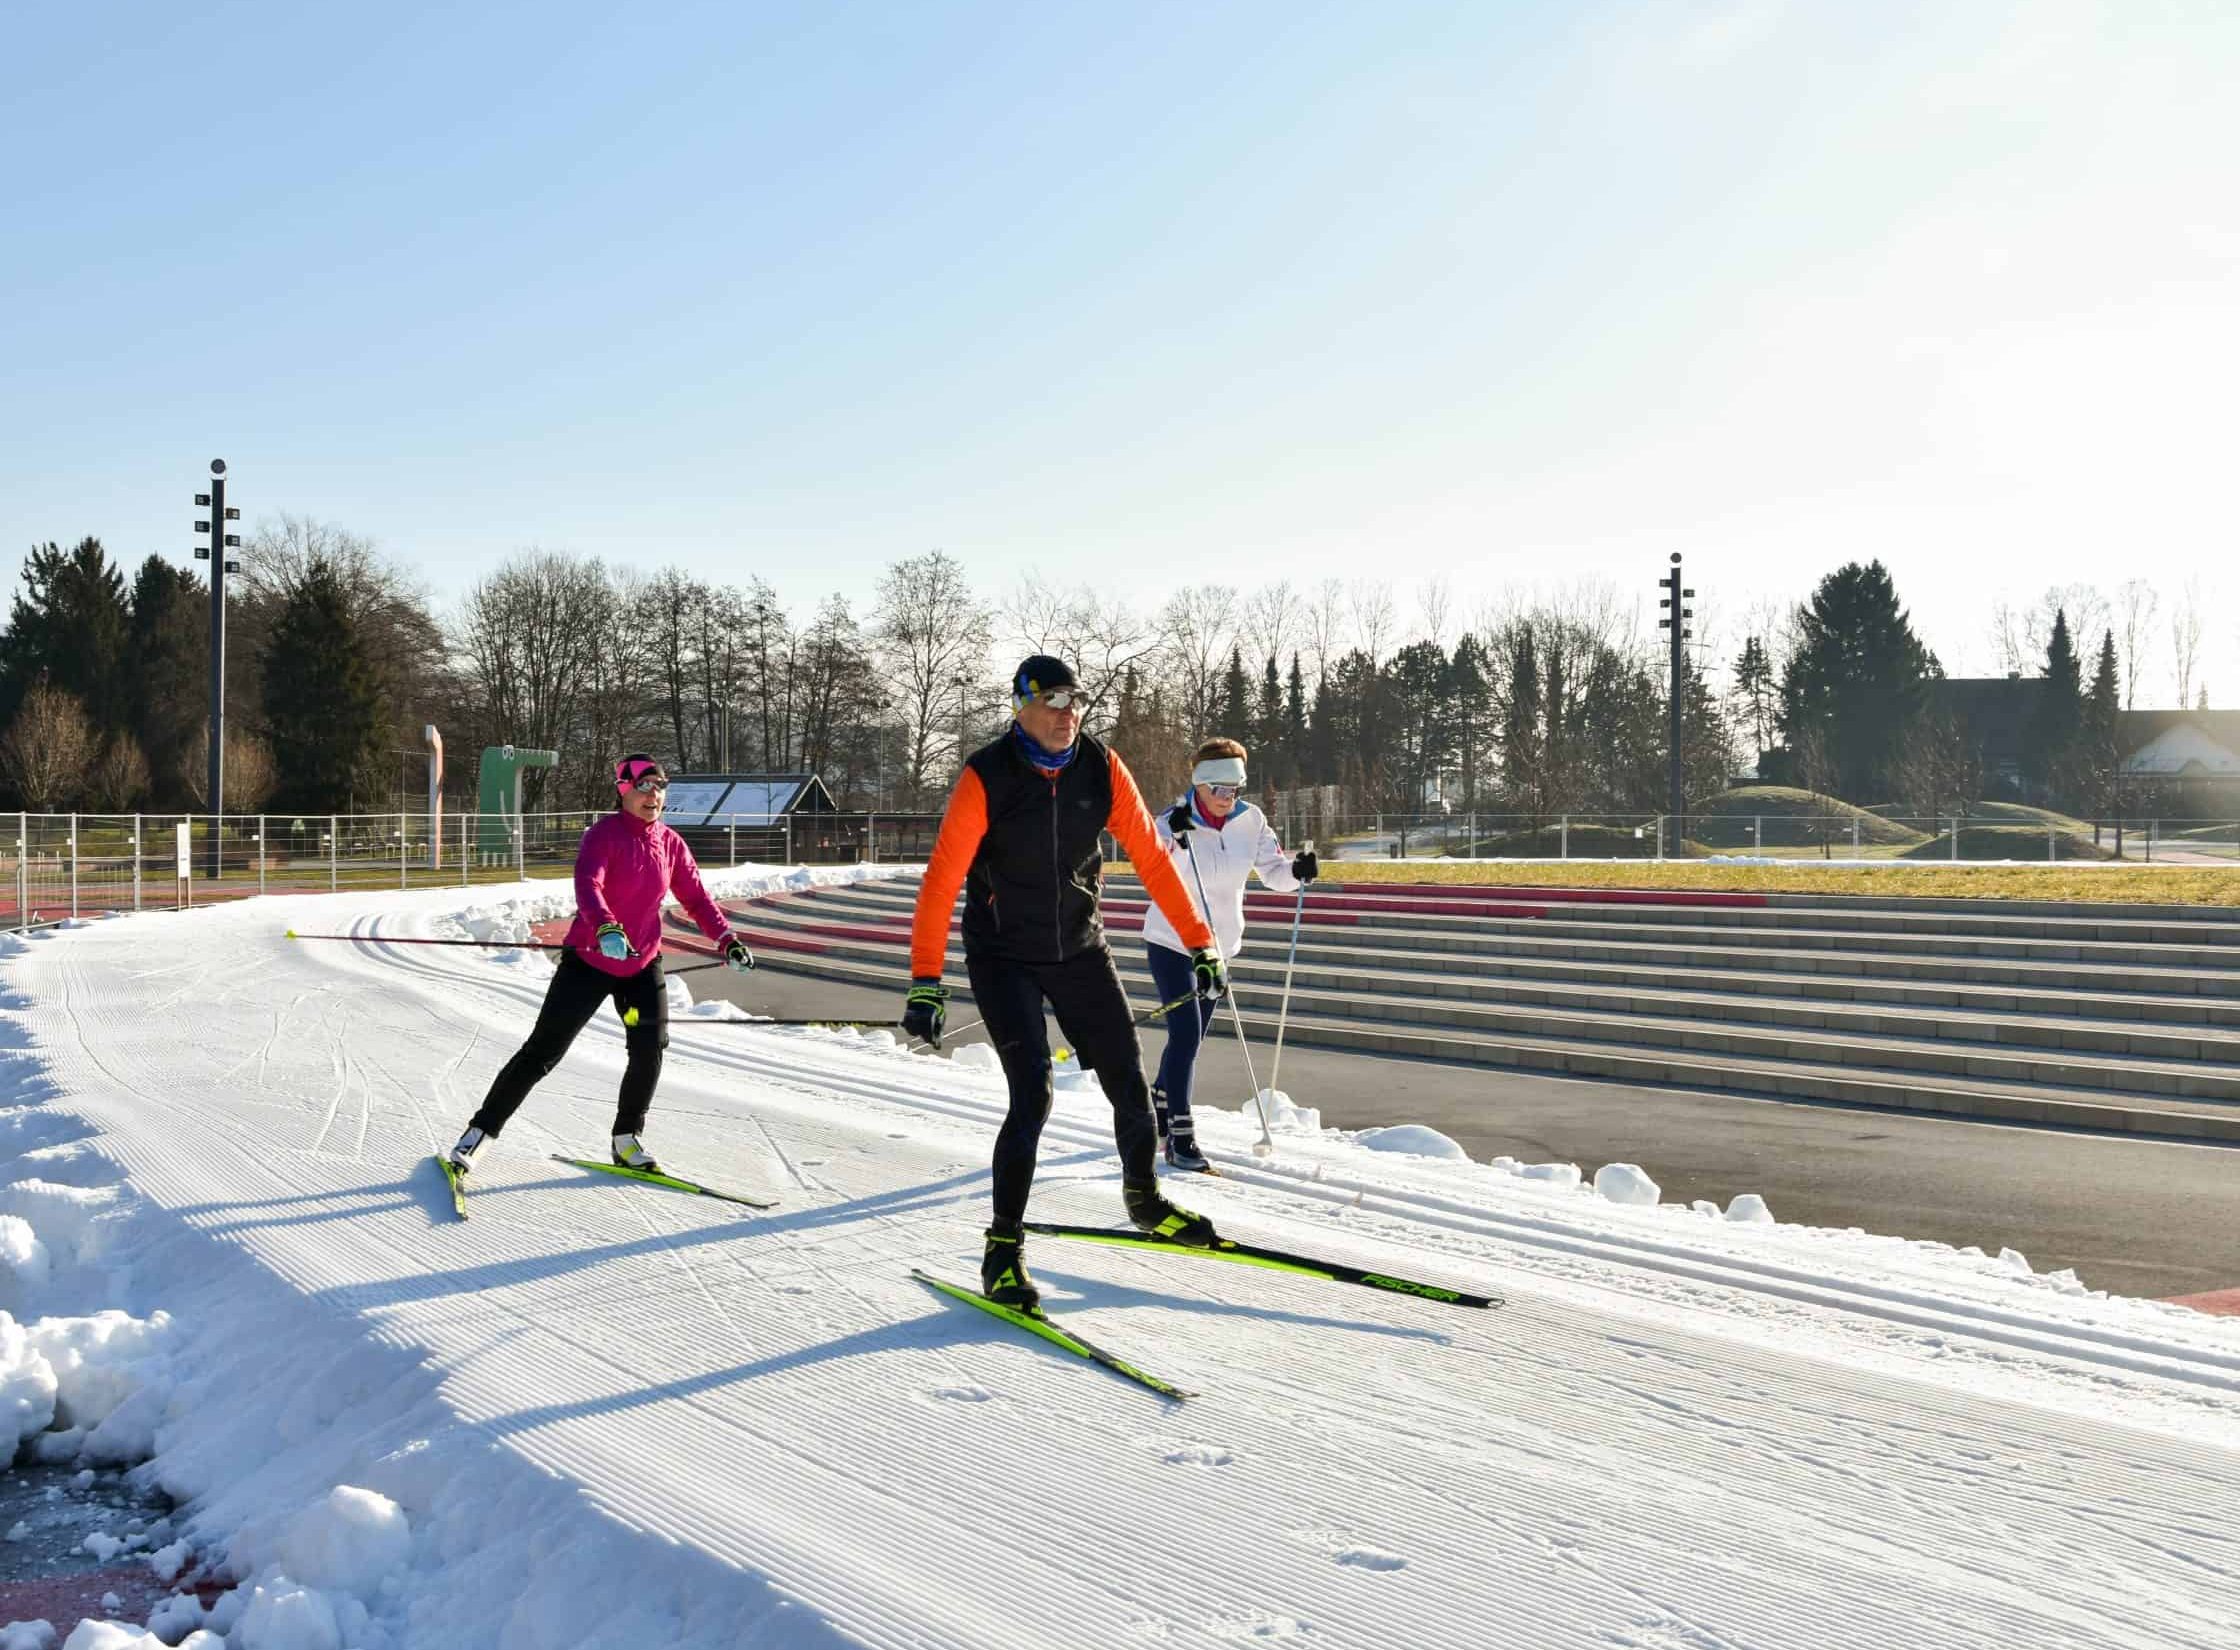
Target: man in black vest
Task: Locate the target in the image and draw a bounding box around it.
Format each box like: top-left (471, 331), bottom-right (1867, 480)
top-left (904, 655), bottom-right (1232, 1309)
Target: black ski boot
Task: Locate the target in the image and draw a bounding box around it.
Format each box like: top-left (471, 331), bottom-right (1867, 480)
top-left (1123, 1181), bottom-right (1219, 1247)
top-left (981, 1226), bottom-right (1041, 1312)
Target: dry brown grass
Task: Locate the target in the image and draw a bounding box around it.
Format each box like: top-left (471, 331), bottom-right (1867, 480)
top-left (1320, 859), bottom-right (2240, 905)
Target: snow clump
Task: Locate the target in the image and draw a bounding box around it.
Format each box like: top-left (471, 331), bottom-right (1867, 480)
top-left (271, 1485), bottom-right (413, 1596)
top-left (1593, 1163), bottom-right (1661, 1206)
top-left (1520, 1162), bottom-right (1582, 1188)
top-left (1726, 1193), bottom-right (1776, 1224)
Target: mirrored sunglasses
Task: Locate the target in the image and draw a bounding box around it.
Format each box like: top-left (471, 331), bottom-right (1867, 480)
top-left (1201, 782), bottom-right (1241, 802)
top-left (627, 774), bottom-right (669, 794)
top-left (1022, 686), bottom-right (1091, 711)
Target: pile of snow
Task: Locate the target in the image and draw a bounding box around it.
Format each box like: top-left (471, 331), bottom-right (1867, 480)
top-left (1248, 1088), bottom-right (1319, 1133)
top-left (947, 1043), bottom-right (1001, 1073)
top-left (1727, 1192), bottom-right (1777, 1224)
top-left (1353, 1124), bottom-right (1468, 1160)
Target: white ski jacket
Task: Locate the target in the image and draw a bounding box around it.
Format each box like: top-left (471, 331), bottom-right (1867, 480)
top-left (1141, 797), bottom-right (1301, 959)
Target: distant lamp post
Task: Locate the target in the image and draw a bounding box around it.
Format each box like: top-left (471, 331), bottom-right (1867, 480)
top-left (190, 459), bottom-right (241, 875)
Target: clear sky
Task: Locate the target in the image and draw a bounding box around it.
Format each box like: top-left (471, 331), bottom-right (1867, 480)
top-left (5, 1), bottom-right (2236, 699)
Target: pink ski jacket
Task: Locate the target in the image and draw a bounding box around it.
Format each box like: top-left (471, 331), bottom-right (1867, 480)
top-left (562, 811), bottom-right (735, 977)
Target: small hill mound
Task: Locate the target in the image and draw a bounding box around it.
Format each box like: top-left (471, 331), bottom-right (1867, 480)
top-left (1692, 787), bottom-right (1923, 850)
top-left (1898, 824), bottom-right (2116, 862)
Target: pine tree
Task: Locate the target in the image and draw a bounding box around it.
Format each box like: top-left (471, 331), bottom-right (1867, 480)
top-left (1501, 626), bottom-right (1541, 808)
top-left (2079, 631), bottom-right (2120, 815)
top-left (1732, 635), bottom-right (1776, 761)
top-left (261, 561), bottom-right (386, 812)
top-left (1776, 561), bottom-right (1937, 802)
top-left (1284, 654), bottom-right (1308, 789)
top-left (2025, 608), bottom-right (2083, 804)
top-left (0, 538), bottom-right (131, 735)
top-left (127, 557), bottom-right (207, 806)
top-left (1258, 654), bottom-right (1282, 755)
top-left (1221, 646), bottom-right (1252, 737)
top-left (1446, 634), bottom-right (1493, 810)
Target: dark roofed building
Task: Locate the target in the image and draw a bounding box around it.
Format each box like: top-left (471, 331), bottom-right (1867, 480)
top-left (1932, 677), bottom-right (2041, 795)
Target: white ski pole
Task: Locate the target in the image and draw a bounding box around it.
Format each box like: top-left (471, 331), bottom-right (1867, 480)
top-left (1265, 838), bottom-right (1312, 1108)
top-left (1184, 830), bottom-right (1274, 1155)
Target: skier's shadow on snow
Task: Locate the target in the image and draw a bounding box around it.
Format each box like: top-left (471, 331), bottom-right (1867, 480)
top-left (470, 1269), bottom-right (1435, 1437)
top-left (1030, 1268), bottom-right (1451, 1348)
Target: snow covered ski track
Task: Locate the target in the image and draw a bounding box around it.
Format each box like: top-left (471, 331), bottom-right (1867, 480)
top-left (4, 879), bottom-right (2239, 1649)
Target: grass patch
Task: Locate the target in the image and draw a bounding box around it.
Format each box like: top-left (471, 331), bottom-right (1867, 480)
top-left (1694, 786), bottom-right (1923, 849)
top-left (1317, 858), bottom-right (2240, 904)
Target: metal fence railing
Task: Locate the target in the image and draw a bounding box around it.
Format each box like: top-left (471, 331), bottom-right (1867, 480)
top-left (0, 809), bottom-right (948, 930)
top-left (7, 806), bottom-right (2232, 929)
top-left (1304, 811), bottom-right (2240, 865)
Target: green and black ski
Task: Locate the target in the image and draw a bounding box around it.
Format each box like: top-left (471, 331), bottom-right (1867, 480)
top-left (910, 1270), bottom-right (1195, 1401)
top-left (550, 1155), bottom-right (779, 1211)
top-left (1024, 1223), bottom-right (1502, 1310)
top-left (433, 1155), bottom-right (469, 1220)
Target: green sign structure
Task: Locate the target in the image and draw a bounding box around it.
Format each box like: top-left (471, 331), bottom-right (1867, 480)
top-left (477, 745), bottom-right (559, 862)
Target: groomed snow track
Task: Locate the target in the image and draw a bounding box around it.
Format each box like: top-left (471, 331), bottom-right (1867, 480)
top-left (7, 875), bottom-right (2240, 1649)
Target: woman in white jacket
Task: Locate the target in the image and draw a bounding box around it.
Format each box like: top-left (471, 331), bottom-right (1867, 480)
top-left (1143, 737), bottom-right (1318, 1171)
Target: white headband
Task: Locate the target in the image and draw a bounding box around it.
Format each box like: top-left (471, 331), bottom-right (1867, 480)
top-left (1192, 757), bottom-right (1247, 788)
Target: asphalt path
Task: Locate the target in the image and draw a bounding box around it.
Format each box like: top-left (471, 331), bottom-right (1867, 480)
top-left (677, 956), bottom-right (2240, 1303)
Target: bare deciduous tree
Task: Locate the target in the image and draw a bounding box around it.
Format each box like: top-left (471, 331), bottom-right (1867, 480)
top-left (1306, 578), bottom-right (1347, 685)
top-left (2113, 579), bottom-right (2159, 708)
top-left (1413, 576), bottom-right (1453, 649)
top-left (874, 550), bottom-right (993, 807)
top-left (177, 726), bottom-right (276, 811)
top-left (456, 550), bottom-right (615, 808)
top-left (1001, 576), bottom-right (1158, 739)
top-left (1, 682), bottom-right (97, 811)
top-left (2172, 577), bottom-right (2203, 710)
top-left (1152, 583), bottom-right (1240, 740)
top-left (1241, 581), bottom-right (1301, 675)
top-left (88, 734), bottom-right (151, 811)
top-left (1348, 580), bottom-right (1396, 667)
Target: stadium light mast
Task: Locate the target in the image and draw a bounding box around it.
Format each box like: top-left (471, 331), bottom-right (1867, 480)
top-left (1657, 553), bottom-right (1694, 841)
top-left (191, 459), bottom-right (241, 876)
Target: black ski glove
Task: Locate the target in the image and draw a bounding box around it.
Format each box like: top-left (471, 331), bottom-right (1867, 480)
top-left (722, 934), bottom-right (755, 972)
top-left (1165, 801), bottom-right (1193, 837)
top-left (1190, 948), bottom-right (1229, 1002)
top-left (1291, 849), bottom-right (1319, 884)
top-left (903, 979), bottom-right (949, 1047)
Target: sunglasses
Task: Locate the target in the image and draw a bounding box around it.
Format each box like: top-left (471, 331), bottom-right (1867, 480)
top-left (1200, 783), bottom-right (1241, 802)
top-left (626, 775), bottom-right (668, 794)
top-left (1021, 687), bottom-right (1092, 712)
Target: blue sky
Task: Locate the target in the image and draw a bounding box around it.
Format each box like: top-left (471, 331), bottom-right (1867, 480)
top-left (5, 1), bottom-right (2236, 697)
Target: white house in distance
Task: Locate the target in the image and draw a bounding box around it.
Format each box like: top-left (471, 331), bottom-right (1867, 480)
top-left (2118, 711), bottom-right (2240, 781)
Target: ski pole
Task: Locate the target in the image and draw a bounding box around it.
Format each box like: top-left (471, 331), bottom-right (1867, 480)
top-left (1183, 832), bottom-right (1274, 1155)
top-left (286, 930), bottom-right (565, 950)
top-left (680, 1016), bottom-right (908, 1029)
top-left (1132, 989), bottom-right (1199, 1028)
top-left (288, 929), bottom-right (730, 976)
top-left (1264, 838), bottom-right (1312, 1108)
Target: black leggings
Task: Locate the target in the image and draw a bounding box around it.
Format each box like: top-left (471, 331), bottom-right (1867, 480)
top-left (470, 951), bottom-right (669, 1139)
top-left (967, 946), bottom-right (1159, 1229)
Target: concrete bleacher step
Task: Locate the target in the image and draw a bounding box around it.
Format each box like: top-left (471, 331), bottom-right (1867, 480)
top-left (784, 881), bottom-right (2240, 1001)
top-left (723, 895), bottom-right (2240, 1059)
top-left (700, 912), bottom-right (2240, 1144)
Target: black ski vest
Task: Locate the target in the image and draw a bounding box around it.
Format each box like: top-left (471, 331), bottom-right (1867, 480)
top-left (959, 730), bottom-right (1115, 963)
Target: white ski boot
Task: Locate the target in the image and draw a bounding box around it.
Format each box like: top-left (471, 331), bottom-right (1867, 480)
top-left (447, 1127), bottom-right (490, 1174)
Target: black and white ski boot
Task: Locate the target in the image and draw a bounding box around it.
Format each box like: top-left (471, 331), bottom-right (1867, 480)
top-left (981, 1226), bottom-right (1041, 1312)
top-left (611, 1132), bottom-right (662, 1173)
top-left (447, 1127), bottom-right (490, 1175)
top-left (1163, 1126), bottom-right (1212, 1174)
top-left (1123, 1182), bottom-right (1219, 1247)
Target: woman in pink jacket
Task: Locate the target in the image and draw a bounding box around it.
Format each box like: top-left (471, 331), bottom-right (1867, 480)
top-left (446, 754), bottom-right (753, 1176)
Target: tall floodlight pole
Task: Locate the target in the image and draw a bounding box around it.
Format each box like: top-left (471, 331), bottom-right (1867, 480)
top-left (192, 460), bottom-right (241, 876)
top-left (1657, 553), bottom-right (1693, 840)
